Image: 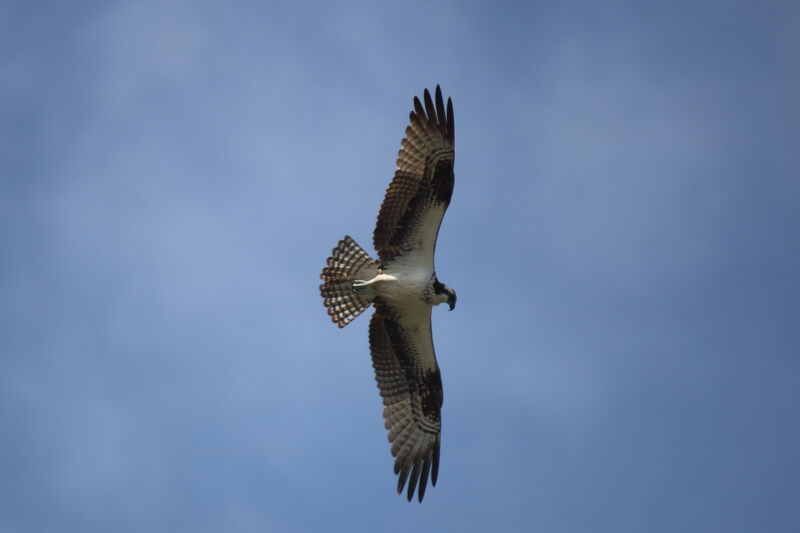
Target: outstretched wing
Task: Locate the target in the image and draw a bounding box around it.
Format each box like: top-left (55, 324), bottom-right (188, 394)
top-left (373, 85), bottom-right (455, 267)
top-left (369, 301), bottom-right (443, 502)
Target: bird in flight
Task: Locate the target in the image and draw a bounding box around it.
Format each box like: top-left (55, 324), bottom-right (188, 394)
top-left (319, 86), bottom-right (456, 502)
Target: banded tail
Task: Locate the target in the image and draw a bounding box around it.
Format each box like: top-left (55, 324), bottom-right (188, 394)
top-left (320, 236), bottom-right (380, 328)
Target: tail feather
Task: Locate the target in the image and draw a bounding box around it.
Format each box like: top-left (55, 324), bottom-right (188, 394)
top-left (320, 236), bottom-right (379, 328)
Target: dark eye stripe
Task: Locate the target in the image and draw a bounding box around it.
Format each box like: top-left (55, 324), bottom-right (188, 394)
top-left (432, 280), bottom-right (447, 295)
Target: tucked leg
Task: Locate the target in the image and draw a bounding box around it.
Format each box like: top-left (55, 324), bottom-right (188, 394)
top-left (352, 280), bottom-right (375, 295)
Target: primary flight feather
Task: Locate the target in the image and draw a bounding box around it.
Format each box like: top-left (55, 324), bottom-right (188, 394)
top-left (320, 86), bottom-right (456, 502)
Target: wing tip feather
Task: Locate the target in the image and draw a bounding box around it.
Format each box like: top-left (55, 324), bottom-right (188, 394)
top-left (413, 96), bottom-right (424, 118)
top-left (423, 88), bottom-right (435, 124)
top-left (413, 85), bottom-right (454, 145)
top-left (434, 86), bottom-right (445, 128)
top-left (447, 96), bottom-right (454, 144)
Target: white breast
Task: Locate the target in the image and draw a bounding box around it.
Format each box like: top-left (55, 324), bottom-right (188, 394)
top-left (376, 259), bottom-right (433, 307)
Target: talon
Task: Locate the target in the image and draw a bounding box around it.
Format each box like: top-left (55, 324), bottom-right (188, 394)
top-left (352, 280), bottom-right (369, 294)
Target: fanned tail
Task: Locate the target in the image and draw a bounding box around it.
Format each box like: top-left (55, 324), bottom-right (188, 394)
top-left (320, 236), bottom-right (380, 328)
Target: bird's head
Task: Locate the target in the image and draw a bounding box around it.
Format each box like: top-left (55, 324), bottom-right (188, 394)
top-left (433, 280), bottom-right (457, 311)
top-left (446, 287), bottom-right (457, 311)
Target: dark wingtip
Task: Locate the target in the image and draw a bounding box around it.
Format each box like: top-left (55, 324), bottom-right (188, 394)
top-left (423, 88), bottom-right (436, 124)
top-left (417, 457), bottom-right (431, 502)
top-left (434, 86), bottom-right (446, 132)
top-left (431, 439), bottom-right (440, 486)
top-left (406, 461), bottom-right (421, 502)
top-left (446, 97), bottom-right (454, 144)
top-left (396, 464), bottom-right (410, 496)
top-left (413, 96), bottom-right (424, 118)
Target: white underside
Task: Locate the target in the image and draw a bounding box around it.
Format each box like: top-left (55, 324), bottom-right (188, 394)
top-left (366, 203), bottom-right (448, 370)
top-left (365, 264), bottom-right (436, 369)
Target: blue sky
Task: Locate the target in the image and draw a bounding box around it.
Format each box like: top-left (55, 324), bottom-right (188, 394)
top-left (2, 1), bottom-right (799, 531)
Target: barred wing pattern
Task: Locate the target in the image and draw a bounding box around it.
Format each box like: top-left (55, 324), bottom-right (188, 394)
top-left (369, 301), bottom-right (443, 502)
top-left (373, 85), bottom-right (455, 267)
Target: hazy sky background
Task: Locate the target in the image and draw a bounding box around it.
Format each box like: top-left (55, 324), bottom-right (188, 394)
top-left (2, 1), bottom-right (799, 531)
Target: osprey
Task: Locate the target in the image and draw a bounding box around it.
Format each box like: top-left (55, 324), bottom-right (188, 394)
top-left (319, 86), bottom-right (456, 502)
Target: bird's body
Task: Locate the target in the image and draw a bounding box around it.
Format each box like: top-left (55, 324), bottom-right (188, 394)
top-left (319, 86), bottom-right (456, 502)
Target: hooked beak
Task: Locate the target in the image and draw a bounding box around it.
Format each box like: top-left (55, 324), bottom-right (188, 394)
top-left (448, 295), bottom-right (456, 311)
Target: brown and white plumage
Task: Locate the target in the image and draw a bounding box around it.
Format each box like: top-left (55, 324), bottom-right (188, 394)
top-left (374, 85), bottom-right (455, 268)
top-left (370, 302), bottom-right (443, 502)
top-left (319, 86), bottom-right (456, 502)
top-left (320, 236), bottom-right (380, 328)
